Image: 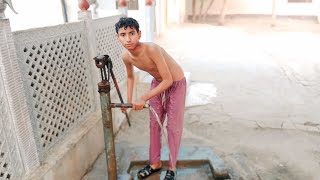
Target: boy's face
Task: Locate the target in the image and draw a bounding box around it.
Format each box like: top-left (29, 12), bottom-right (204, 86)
top-left (117, 26), bottom-right (141, 50)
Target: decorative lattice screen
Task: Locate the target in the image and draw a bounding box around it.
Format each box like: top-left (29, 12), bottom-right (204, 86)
top-left (0, 74), bottom-right (24, 180)
top-left (13, 22), bottom-right (95, 156)
top-left (93, 16), bottom-right (127, 89)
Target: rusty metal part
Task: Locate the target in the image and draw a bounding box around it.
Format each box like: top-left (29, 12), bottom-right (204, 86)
top-left (98, 80), bottom-right (110, 93)
top-left (98, 84), bottom-right (117, 180)
top-left (110, 66), bottom-right (131, 127)
top-left (95, 54), bottom-right (118, 180)
top-left (110, 103), bottom-right (150, 109)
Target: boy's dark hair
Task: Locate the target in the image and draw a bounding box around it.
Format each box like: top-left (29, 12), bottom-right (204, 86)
top-left (115, 17), bottom-right (140, 34)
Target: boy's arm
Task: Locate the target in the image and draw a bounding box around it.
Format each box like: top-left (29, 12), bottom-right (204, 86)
top-left (136, 45), bottom-right (173, 109)
top-left (122, 54), bottom-right (134, 104)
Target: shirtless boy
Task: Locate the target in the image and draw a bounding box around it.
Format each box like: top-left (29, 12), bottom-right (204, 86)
top-left (115, 17), bottom-right (186, 180)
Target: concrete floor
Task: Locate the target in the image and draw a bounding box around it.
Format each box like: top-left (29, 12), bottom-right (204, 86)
top-left (82, 17), bottom-right (320, 180)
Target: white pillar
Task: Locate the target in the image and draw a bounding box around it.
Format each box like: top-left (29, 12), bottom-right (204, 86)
top-left (145, 0), bottom-right (155, 42)
top-left (271, 0), bottom-right (277, 26)
top-left (0, 15), bottom-right (40, 174)
top-left (155, 0), bottom-right (167, 36)
top-left (316, 0), bottom-right (320, 23)
top-left (78, 10), bottom-right (93, 20)
top-left (78, 0), bottom-right (93, 19)
top-left (178, 0), bottom-right (186, 24)
top-left (155, 0), bottom-right (161, 36)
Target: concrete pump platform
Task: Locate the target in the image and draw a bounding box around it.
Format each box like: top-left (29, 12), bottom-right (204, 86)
top-left (83, 144), bottom-right (230, 180)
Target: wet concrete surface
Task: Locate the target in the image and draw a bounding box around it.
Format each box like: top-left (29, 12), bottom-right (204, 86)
top-left (83, 17), bottom-right (320, 180)
top-left (82, 144), bottom-right (229, 180)
top-left (129, 163), bottom-right (214, 180)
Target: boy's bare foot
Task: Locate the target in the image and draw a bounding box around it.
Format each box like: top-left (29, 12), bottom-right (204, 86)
top-left (168, 166), bottom-right (176, 171)
top-left (151, 161), bottom-right (162, 169)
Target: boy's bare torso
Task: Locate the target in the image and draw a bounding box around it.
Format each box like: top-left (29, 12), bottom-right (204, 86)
top-left (123, 42), bottom-right (184, 82)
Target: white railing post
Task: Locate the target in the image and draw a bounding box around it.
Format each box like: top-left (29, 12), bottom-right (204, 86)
top-left (78, 0), bottom-right (101, 111)
top-left (78, 0), bottom-right (92, 20)
top-left (0, 7), bottom-right (40, 177)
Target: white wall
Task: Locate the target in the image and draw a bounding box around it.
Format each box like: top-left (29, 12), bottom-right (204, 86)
top-left (185, 0), bottom-right (319, 17)
top-left (167, 0), bottom-right (179, 23)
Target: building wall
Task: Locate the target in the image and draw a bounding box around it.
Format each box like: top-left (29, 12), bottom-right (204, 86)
top-left (185, 0), bottom-right (319, 16)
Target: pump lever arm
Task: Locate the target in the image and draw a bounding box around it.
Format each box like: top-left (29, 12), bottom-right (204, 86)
top-left (110, 103), bottom-right (150, 109)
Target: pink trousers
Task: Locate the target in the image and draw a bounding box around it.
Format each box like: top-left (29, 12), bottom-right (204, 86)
top-left (149, 77), bottom-right (186, 167)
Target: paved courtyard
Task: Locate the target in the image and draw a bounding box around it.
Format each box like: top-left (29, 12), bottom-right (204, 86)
top-left (83, 17), bottom-right (320, 180)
